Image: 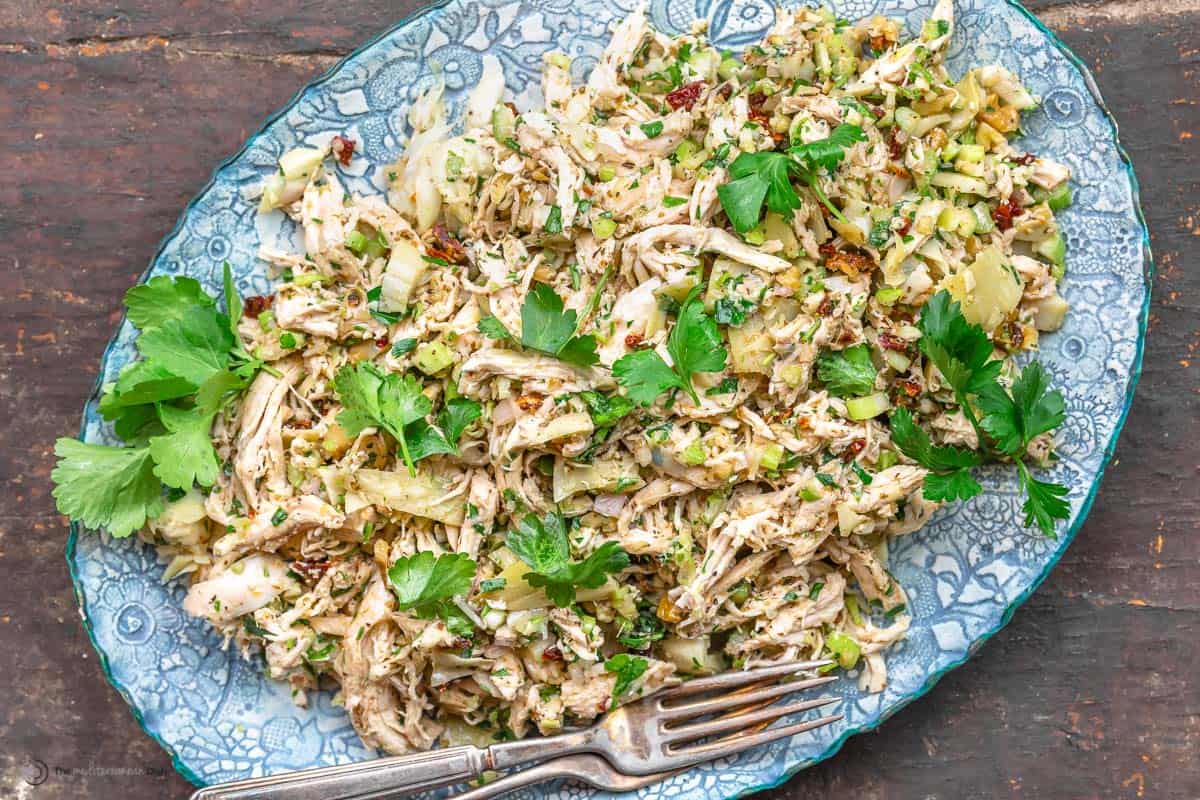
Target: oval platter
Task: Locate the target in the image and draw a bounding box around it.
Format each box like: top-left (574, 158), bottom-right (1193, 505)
top-left (66, 0), bottom-right (1152, 796)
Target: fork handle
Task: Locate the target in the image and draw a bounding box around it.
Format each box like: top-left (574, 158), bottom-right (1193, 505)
top-left (188, 745), bottom-right (489, 800)
top-left (445, 757), bottom-right (581, 800)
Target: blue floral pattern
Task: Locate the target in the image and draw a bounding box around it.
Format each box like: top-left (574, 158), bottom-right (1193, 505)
top-left (66, 0), bottom-right (1151, 796)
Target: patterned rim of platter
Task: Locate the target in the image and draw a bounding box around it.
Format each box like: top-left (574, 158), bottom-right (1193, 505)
top-left (66, 0), bottom-right (1152, 796)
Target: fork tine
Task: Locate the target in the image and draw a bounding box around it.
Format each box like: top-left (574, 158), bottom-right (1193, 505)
top-left (668, 713), bottom-right (844, 762)
top-left (662, 696), bottom-right (839, 744)
top-left (657, 659), bottom-right (832, 700)
top-left (660, 675), bottom-right (837, 722)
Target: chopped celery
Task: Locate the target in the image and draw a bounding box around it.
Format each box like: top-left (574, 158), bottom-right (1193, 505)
top-left (345, 230), bottom-right (369, 255)
top-left (930, 171), bottom-right (990, 196)
top-left (592, 216), bottom-right (617, 239)
top-left (1036, 232), bottom-right (1066, 268)
top-left (292, 273), bottom-right (325, 287)
top-left (956, 143), bottom-right (986, 163)
top-left (800, 480), bottom-right (824, 502)
top-left (826, 631), bottom-right (861, 669)
top-left (844, 593), bottom-right (863, 625)
top-left (970, 201), bottom-right (995, 233)
top-left (414, 341), bottom-right (456, 375)
top-left (597, 164), bottom-right (616, 182)
top-left (681, 440), bottom-right (706, 466)
top-left (718, 56), bottom-right (742, 81)
top-left (491, 104), bottom-right (517, 142)
top-left (846, 392), bottom-right (891, 420)
top-left (1046, 183), bottom-right (1073, 213)
top-left (743, 223), bottom-right (767, 246)
top-left (876, 450), bottom-right (899, 470)
top-left (875, 287), bottom-right (904, 306)
top-left (759, 442), bottom-right (784, 471)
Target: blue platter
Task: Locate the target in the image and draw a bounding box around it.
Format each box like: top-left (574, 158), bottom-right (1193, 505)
top-left (67, 0), bottom-right (1151, 796)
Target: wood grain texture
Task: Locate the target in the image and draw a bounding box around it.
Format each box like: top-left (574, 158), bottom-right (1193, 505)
top-left (0, 1), bottom-right (1195, 797)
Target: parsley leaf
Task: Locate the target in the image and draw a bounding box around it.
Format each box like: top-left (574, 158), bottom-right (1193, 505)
top-left (605, 653), bottom-right (649, 699)
top-left (1018, 461), bottom-right (1070, 537)
top-left (477, 315), bottom-right (512, 340)
top-left (977, 361), bottom-right (1065, 456)
top-left (640, 120), bottom-right (664, 139)
top-left (713, 297), bottom-right (755, 327)
top-left (545, 205), bottom-right (563, 234)
top-left (506, 512), bottom-right (629, 607)
top-left (705, 377), bottom-right (739, 396)
top-left (612, 349), bottom-right (683, 406)
top-left (613, 286), bottom-right (727, 405)
top-left (816, 344), bottom-right (877, 397)
top-left (789, 123), bottom-right (867, 172)
top-left (917, 290), bottom-right (1002, 397)
top-left (616, 609), bottom-right (665, 650)
top-left (889, 407), bottom-right (983, 502)
top-left (147, 404), bottom-right (220, 490)
top-left (717, 125), bottom-right (865, 233)
top-left (334, 363), bottom-right (433, 475)
top-left (667, 286), bottom-right (729, 400)
top-left (519, 283), bottom-right (599, 367)
top-left (578, 390), bottom-right (635, 427)
top-left (54, 273), bottom-right (267, 537)
top-left (717, 152), bottom-right (797, 233)
top-left (51, 440), bottom-right (164, 538)
top-left (387, 551), bottom-right (477, 632)
top-left (124, 276), bottom-right (215, 331)
top-left (136, 305), bottom-right (235, 387)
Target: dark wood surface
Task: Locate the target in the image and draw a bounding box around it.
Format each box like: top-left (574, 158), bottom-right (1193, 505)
top-left (0, 1), bottom-right (1196, 797)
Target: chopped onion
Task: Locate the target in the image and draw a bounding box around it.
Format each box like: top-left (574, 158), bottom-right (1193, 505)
top-left (593, 493), bottom-right (629, 517)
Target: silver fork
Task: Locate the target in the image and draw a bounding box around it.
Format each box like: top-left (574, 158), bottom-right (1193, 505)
top-left (191, 659), bottom-right (841, 800)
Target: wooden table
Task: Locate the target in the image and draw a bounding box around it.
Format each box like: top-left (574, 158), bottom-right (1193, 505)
top-left (0, 1), bottom-right (1195, 797)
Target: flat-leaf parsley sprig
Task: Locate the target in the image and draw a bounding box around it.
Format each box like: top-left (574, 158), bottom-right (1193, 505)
top-left (612, 285), bottom-right (727, 406)
top-left (888, 290), bottom-right (1069, 536)
top-left (333, 362), bottom-right (481, 476)
top-left (505, 511), bottom-right (629, 607)
top-left (717, 123), bottom-right (866, 233)
top-left (52, 264), bottom-right (265, 537)
top-left (477, 282), bottom-right (599, 367)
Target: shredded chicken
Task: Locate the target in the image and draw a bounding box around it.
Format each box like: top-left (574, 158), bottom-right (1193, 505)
top-left (160, 0), bottom-right (1071, 756)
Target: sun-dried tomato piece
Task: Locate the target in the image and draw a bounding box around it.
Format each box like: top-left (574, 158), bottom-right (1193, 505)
top-left (842, 439), bottom-right (866, 461)
top-left (886, 127), bottom-right (905, 160)
top-left (291, 559), bottom-right (331, 583)
top-left (331, 135), bottom-right (356, 166)
top-left (820, 245), bottom-right (872, 278)
top-left (992, 197), bottom-right (1024, 231)
top-left (425, 224), bottom-right (469, 265)
top-left (244, 294), bottom-right (274, 317)
top-left (542, 646), bottom-right (564, 662)
top-left (895, 216), bottom-right (912, 236)
top-left (516, 393), bottom-right (544, 412)
top-left (1009, 152), bottom-right (1037, 166)
top-left (624, 332), bottom-right (644, 349)
top-left (375, 335), bottom-right (390, 349)
top-left (879, 331), bottom-right (910, 352)
top-left (897, 379), bottom-right (922, 397)
top-left (666, 81), bottom-right (705, 111)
